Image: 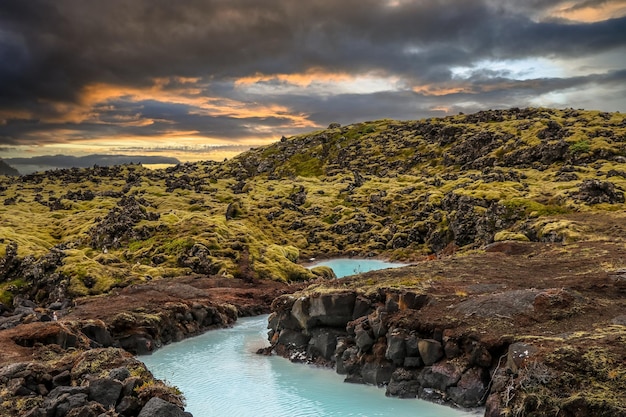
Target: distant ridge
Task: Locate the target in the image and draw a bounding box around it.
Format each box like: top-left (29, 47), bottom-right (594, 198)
top-left (4, 154), bottom-right (181, 174)
top-left (0, 159), bottom-right (20, 176)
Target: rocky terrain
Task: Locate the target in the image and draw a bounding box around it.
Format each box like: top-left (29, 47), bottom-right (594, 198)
top-left (0, 107), bottom-right (625, 416)
top-left (265, 237), bottom-right (626, 416)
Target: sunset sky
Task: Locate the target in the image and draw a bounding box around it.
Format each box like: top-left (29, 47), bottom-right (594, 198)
top-left (1, 0), bottom-right (626, 163)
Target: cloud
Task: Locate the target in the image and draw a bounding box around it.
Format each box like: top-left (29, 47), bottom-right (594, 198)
top-left (0, 0), bottom-right (625, 157)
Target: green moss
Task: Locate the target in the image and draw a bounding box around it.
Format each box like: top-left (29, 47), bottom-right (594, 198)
top-left (570, 139), bottom-right (591, 154)
top-left (494, 231), bottom-right (530, 242)
top-left (503, 198), bottom-right (569, 217)
top-left (0, 279), bottom-right (28, 305)
top-left (310, 265), bottom-right (337, 279)
top-left (0, 107), bottom-right (625, 297)
top-left (288, 153), bottom-right (324, 177)
top-left (161, 237), bottom-right (195, 255)
top-left (532, 219), bottom-right (584, 243)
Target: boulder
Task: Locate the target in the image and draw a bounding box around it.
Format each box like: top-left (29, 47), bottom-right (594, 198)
top-left (123, 376), bottom-right (144, 397)
top-left (277, 329), bottom-right (310, 348)
top-left (384, 294), bottom-right (399, 313)
top-left (7, 377), bottom-right (35, 396)
top-left (368, 309), bottom-right (388, 338)
top-left (533, 288), bottom-right (581, 321)
top-left (308, 327), bottom-right (346, 360)
top-left (386, 368), bottom-right (420, 398)
top-left (575, 180), bottom-right (625, 204)
top-left (610, 314), bottom-right (626, 325)
top-left (444, 339), bottom-right (462, 359)
top-left (52, 370), bottom-right (72, 387)
top-left (398, 292), bottom-right (430, 310)
top-left (137, 397), bottom-right (192, 417)
top-left (418, 339), bottom-right (444, 366)
top-left (419, 361), bottom-right (463, 391)
top-left (307, 292), bottom-right (357, 327)
top-left (467, 341), bottom-right (492, 367)
top-left (485, 393), bottom-right (504, 417)
top-left (447, 367), bottom-right (488, 407)
top-left (354, 322), bottom-right (375, 353)
top-left (291, 297), bottom-right (310, 330)
top-left (46, 385), bottom-right (89, 402)
top-left (118, 334), bottom-right (154, 355)
top-left (361, 362), bottom-right (395, 386)
top-left (116, 395), bottom-right (142, 415)
top-left (352, 296), bottom-right (372, 319)
top-left (53, 393), bottom-right (90, 416)
top-left (108, 367), bottom-right (131, 382)
top-left (88, 377), bottom-right (123, 409)
top-left (336, 345), bottom-right (359, 375)
top-left (80, 320), bottom-right (114, 347)
top-left (385, 329), bottom-right (407, 365)
top-left (405, 334), bottom-right (420, 357)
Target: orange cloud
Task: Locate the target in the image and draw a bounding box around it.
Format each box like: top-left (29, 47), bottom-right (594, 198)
top-left (12, 77), bottom-right (316, 133)
top-left (412, 84), bottom-right (474, 96)
top-left (547, 1), bottom-right (626, 22)
top-left (81, 79), bottom-right (316, 128)
top-left (235, 69), bottom-right (355, 87)
top-left (0, 109), bottom-right (36, 124)
top-left (413, 79), bottom-right (545, 97)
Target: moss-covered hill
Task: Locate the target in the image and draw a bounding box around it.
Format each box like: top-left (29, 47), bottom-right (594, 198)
top-left (1, 107), bottom-right (625, 306)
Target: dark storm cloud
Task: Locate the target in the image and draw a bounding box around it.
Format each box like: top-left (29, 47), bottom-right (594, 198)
top-left (1, 0), bottom-right (625, 149)
top-left (2, 0), bottom-right (624, 97)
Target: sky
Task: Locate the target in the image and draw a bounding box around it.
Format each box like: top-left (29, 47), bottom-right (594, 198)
top-left (1, 0), bottom-right (626, 163)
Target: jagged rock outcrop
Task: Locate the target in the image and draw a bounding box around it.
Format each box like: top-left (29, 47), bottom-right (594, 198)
top-left (265, 271), bottom-right (626, 416)
top-left (574, 179), bottom-right (625, 204)
top-left (0, 348), bottom-right (187, 417)
top-left (109, 299), bottom-right (237, 355)
top-left (266, 289), bottom-right (493, 408)
top-left (89, 195), bottom-right (160, 250)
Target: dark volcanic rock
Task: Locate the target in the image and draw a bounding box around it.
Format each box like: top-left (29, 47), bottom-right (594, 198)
top-left (138, 397), bottom-right (192, 417)
top-left (574, 179), bottom-right (625, 204)
top-left (88, 377), bottom-right (123, 409)
top-left (387, 368), bottom-right (421, 398)
top-left (89, 195), bottom-right (159, 249)
top-left (447, 367), bottom-right (488, 408)
top-left (417, 339), bottom-right (444, 366)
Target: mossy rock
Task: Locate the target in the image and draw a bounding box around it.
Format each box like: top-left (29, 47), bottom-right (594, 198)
top-left (310, 265), bottom-right (337, 279)
top-left (494, 231), bottom-right (530, 242)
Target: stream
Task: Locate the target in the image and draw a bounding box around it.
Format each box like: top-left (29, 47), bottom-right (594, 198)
top-left (141, 260), bottom-right (479, 416)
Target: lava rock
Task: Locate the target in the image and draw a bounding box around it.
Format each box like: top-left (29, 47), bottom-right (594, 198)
top-left (137, 397), bottom-right (192, 417)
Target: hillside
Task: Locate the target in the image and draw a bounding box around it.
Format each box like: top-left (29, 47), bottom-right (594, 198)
top-left (1, 107), bottom-right (625, 304)
top-left (0, 107), bottom-right (625, 416)
top-left (0, 159), bottom-right (20, 176)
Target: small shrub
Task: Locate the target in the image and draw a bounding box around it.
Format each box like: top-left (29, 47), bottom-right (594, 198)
top-left (570, 139), bottom-right (590, 154)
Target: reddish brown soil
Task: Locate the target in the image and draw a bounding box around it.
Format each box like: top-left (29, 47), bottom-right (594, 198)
top-left (0, 277), bottom-right (301, 367)
top-left (336, 239), bottom-right (626, 343)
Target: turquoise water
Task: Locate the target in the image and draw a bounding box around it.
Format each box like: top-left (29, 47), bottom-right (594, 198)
top-left (307, 258), bottom-right (407, 278)
top-left (141, 315), bottom-right (478, 417)
top-left (141, 259), bottom-right (479, 416)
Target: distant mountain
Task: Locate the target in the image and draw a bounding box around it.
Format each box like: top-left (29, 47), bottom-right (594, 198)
top-left (4, 154), bottom-right (180, 175)
top-left (0, 159), bottom-right (20, 176)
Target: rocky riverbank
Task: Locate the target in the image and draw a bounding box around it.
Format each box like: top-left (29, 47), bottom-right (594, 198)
top-left (264, 240), bottom-right (626, 416)
top-left (0, 276), bottom-right (298, 416)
